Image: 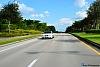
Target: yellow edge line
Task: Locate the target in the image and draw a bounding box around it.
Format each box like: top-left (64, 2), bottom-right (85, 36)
top-left (80, 40), bottom-right (100, 56)
top-left (73, 36), bottom-right (100, 56)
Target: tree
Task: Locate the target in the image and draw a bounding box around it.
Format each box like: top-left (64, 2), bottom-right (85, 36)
top-left (65, 0), bottom-right (100, 32)
top-left (87, 0), bottom-right (100, 29)
top-left (36, 23), bottom-right (47, 32)
top-left (0, 2), bottom-right (23, 32)
top-left (23, 19), bottom-right (41, 30)
top-left (0, 3), bottom-right (23, 24)
top-left (46, 26), bottom-right (56, 32)
top-left (22, 19), bottom-right (48, 32)
top-left (65, 26), bottom-right (72, 33)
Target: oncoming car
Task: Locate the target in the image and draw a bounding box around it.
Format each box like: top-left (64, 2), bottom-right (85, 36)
top-left (42, 31), bottom-right (54, 39)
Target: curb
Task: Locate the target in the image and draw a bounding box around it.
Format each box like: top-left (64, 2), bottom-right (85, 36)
top-left (71, 34), bottom-right (100, 50)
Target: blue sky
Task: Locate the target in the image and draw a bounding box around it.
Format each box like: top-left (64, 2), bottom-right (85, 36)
top-left (0, 0), bottom-right (95, 31)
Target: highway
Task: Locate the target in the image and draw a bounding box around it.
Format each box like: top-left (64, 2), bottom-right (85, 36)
top-left (0, 33), bottom-right (100, 67)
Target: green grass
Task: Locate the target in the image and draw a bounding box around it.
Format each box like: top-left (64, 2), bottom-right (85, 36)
top-left (73, 32), bottom-right (100, 44)
top-left (0, 34), bottom-right (40, 45)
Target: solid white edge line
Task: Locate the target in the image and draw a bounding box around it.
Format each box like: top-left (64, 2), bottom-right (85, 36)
top-left (0, 39), bottom-right (38, 53)
top-left (27, 59), bottom-right (38, 67)
top-left (0, 44), bottom-right (23, 53)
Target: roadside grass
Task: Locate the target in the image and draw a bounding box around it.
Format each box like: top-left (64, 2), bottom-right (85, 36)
top-left (0, 30), bottom-right (42, 37)
top-left (72, 33), bottom-right (100, 44)
top-left (0, 34), bottom-right (40, 45)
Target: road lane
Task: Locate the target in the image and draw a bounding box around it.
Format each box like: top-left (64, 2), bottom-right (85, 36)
top-left (0, 33), bottom-right (99, 67)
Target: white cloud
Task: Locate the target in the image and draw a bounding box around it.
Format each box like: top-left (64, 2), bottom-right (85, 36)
top-left (75, 0), bottom-right (89, 19)
top-left (44, 11), bottom-right (49, 17)
top-left (75, 0), bottom-right (88, 8)
top-left (18, 3), bottom-right (49, 18)
top-left (39, 14), bottom-right (45, 18)
top-left (18, 3), bottom-right (35, 14)
top-left (31, 11), bottom-right (49, 18)
top-left (46, 18), bottom-right (73, 31)
top-left (76, 11), bottom-right (87, 19)
top-left (47, 23), bottom-right (55, 26)
top-left (0, 4), bottom-right (2, 10)
top-left (0, 4), bottom-right (2, 7)
top-left (44, 11), bottom-right (49, 14)
top-left (59, 18), bottom-right (73, 26)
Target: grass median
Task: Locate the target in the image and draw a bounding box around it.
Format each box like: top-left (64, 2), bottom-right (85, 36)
top-left (72, 33), bottom-right (100, 44)
top-left (0, 34), bottom-right (40, 45)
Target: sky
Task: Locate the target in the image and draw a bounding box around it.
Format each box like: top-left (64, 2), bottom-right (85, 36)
top-left (0, 0), bottom-right (95, 31)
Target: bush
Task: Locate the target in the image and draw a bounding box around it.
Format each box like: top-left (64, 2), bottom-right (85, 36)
top-left (0, 29), bottom-right (42, 37)
top-left (85, 29), bottom-right (100, 34)
top-left (0, 33), bottom-right (25, 37)
top-left (24, 30), bottom-right (42, 34)
top-left (12, 29), bottom-right (24, 33)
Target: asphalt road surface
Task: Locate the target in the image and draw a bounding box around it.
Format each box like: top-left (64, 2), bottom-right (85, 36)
top-left (0, 33), bottom-right (100, 67)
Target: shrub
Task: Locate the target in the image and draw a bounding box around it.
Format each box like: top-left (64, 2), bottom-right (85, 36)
top-left (24, 30), bottom-right (42, 34)
top-left (13, 29), bottom-right (24, 33)
top-left (0, 29), bottom-right (42, 37)
top-left (0, 33), bottom-right (25, 37)
top-left (85, 29), bottom-right (100, 34)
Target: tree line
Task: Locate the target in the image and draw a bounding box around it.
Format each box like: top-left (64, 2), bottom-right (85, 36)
top-left (66, 0), bottom-right (100, 33)
top-left (0, 2), bottom-right (56, 33)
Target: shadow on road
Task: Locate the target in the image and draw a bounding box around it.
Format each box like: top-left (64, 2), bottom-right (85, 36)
top-left (26, 51), bottom-right (79, 54)
top-left (38, 38), bottom-right (53, 40)
top-left (54, 35), bottom-right (71, 36)
top-left (55, 40), bottom-right (80, 43)
top-left (25, 51), bottom-right (99, 57)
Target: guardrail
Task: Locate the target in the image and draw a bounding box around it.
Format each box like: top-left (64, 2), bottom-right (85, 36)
top-left (72, 34), bottom-right (100, 49)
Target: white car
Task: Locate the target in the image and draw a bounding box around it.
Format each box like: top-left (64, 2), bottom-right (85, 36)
top-left (42, 31), bottom-right (54, 39)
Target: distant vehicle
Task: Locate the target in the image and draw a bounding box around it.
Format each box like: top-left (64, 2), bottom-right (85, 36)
top-left (42, 31), bottom-right (54, 39)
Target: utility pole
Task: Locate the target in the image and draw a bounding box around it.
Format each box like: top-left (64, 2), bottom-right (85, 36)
top-left (8, 21), bottom-right (11, 33)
